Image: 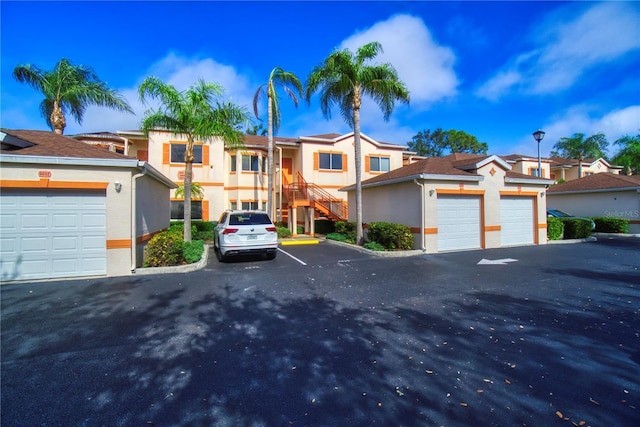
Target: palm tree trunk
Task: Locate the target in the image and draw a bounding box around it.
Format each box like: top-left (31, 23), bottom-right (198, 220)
top-left (51, 100), bottom-right (66, 135)
top-left (578, 154), bottom-right (583, 178)
top-left (183, 136), bottom-right (195, 242)
top-left (267, 91), bottom-right (274, 219)
top-left (353, 103), bottom-right (364, 246)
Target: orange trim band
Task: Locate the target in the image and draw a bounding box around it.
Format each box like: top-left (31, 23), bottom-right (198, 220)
top-left (538, 223), bottom-right (548, 229)
top-left (107, 239), bottom-right (131, 249)
top-left (500, 191), bottom-right (539, 197)
top-left (0, 179), bottom-right (108, 190)
top-left (484, 225), bottom-right (501, 232)
top-left (437, 189), bottom-right (485, 195)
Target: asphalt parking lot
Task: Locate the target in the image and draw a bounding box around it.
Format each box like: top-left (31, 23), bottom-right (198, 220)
top-left (1, 236), bottom-right (639, 426)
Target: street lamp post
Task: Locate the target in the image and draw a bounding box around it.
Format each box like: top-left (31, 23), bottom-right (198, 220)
top-left (532, 129), bottom-right (545, 177)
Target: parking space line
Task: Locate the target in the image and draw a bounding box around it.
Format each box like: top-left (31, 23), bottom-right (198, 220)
top-left (278, 248), bottom-right (307, 265)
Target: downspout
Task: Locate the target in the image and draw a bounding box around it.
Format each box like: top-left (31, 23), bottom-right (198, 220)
top-left (131, 164), bottom-right (148, 272)
top-left (414, 179), bottom-right (426, 252)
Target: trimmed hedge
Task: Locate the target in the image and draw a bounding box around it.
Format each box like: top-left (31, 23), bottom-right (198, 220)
top-left (363, 241), bottom-right (386, 251)
top-left (326, 232), bottom-right (353, 243)
top-left (592, 217), bottom-right (629, 233)
top-left (547, 217), bottom-right (564, 240)
top-left (144, 231), bottom-right (185, 267)
top-left (183, 240), bottom-right (204, 264)
top-left (558, 217), bottom-right (592, 239)
top-left (169, 220), bottom-right (215, 241)
top-left (366, 222), bottom-right (414, 250)
top-left (277, 226), bottom-right (292, 238)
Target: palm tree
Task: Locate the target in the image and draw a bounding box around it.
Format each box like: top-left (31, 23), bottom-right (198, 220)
top-left (253, 67), bottom-right (303, 219)
top-left (13, 58), bottom-right (133, 134)
top-left (611, 132), bottom-right (640, 175)
top-left (551, 132), bottom-right (609, 178)
top-left (175, 182), bottom-right (205, 200)
top-left (305, 41), bottom-right (410, 245)
top-left (138, 76), bottom-right (249, 241)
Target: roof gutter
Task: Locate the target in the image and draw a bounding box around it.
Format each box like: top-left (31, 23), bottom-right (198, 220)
top-left (340, 173), bottom-right (483, 192)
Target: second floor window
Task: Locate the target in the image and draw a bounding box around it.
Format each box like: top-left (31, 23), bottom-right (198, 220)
top-left (242, 155), bottom-right (260, 172)
top-left (241, 201), bottom-right (260, 210)
top-left (230, 155), bottom-right (237, 172)
top-left (171, 144), bottom-right (202, 164)
top-left (171, 200), bottom-right (202, 220)
top-left (370, 156), bottom-right (390, 172)
top-left (319, 153), bottom-right (343, 170)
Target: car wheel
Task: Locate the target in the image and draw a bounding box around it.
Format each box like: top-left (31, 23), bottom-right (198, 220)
top-left (214, 240), bottom-right (226, 262)
top-left (266, 251), bottom-right (277, 260)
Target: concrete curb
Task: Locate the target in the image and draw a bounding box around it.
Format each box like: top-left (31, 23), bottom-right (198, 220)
top-left (548, 236), bottom-right (598, 245)
top-left (324, 238), bottom-right (424, 257)
top-left (134, 243), bottom-right (212, 275)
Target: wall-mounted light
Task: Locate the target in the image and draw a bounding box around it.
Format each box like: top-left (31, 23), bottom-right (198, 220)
top-left (540, 191), bottom-right (545, 198)
top-left (114, 181), bottom-right (122, 193)
top-left (429, 189), bottom-right (435, 197)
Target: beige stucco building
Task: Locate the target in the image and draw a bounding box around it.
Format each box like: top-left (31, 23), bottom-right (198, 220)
top-left (1, 129), bottom-right (176, 282)
top-left (342, 153), bottom-right (554, 253)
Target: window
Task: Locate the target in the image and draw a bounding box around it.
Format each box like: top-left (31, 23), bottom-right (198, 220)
top-left (241, 201), bottom-right (260, 210)
top-left (370, 156), bottom-right (390, 172)
top-left (319, 153), bottom-right (343, 170)
top-left (171, 201), bottom-right (202, 220)
top-left (530, 168), bottom-right (544, 177)
top-left (171, 144), bottom-right (202, 164)
top-left (242, 154), bottom-right (260, 172)
top-left (230, 155), bottom-right (237, 172)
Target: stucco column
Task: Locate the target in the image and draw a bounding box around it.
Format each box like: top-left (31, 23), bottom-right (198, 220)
top-left (309, 208), bottom-right (315, 237)
top-left (292, 207), bottom-right (298, 236)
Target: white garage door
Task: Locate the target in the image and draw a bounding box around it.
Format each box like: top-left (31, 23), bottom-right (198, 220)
top-left (0, 190), bottom-right (107, 281)
top-left (437, 196), bottom-right (481, 252)
top-left (500, 197), bottom-right (534, 246)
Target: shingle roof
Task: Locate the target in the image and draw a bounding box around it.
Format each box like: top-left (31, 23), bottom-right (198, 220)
top-left (1, 129), bottom-right (133, 160)
top-left (547, 172), bottom-right (640, 193)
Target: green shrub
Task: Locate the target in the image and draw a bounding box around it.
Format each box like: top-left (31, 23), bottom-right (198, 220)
top-left (363, 241), bottom-right (386, 251)
top-left (559, 218), bottom-right (592, 239)
top-left (335, 221), bottom-right (356, 242)
top-left (297, 225), bottom-right (304, 235)
top-left (366, 222), bottom-right (414, 250)
top-left (144, 231), bottom-right (185, 267)
top-left (193, 221), bottom-right (215, 241)
top-left (183, 240), bottom-right (204, 264)
top-left (547, 217), bottom-right (564, 240)
top-left (326, 232), bottom-right (350, 243)
top-left (592, 216), bottom-right (629, 233)
top-left (277, 226), bottom-right (292, 238)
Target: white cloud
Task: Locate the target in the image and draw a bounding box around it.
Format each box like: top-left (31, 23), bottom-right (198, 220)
top-left (506, 105), bottom-right (640, 157)
top-left (340, 14), bottom-right (459, 105)
top-left (476, 2), bottom-right (640, 100)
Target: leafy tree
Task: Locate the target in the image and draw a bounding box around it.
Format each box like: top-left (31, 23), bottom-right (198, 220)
top-left (138, 77), bottom-right (249, 241)
top-left (253, 67), bottom-right (303, 219)
top-left (551, 132), bottom-right (609, 178)
top-left (13, 58), bottom-right (133, 134)
top-left (305, 41), bottom-right (410, 245)
top-left (611, 132), bottom-right (640, 175)
top-left (408, 128), bottom-right (488, 157)
top-left (246, 124), bottom-right (268, 136)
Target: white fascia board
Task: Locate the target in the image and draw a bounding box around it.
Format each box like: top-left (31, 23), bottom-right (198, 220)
top-left (137, 161), bottom-right (178, 189)
top-left (0, 154), bottom-right (139, 168)
top-left (275, 140), bottom-right (299, 147)
top-left (341, 173), bottom-right (483, 192)
top-left (505, 176), bottom-right (555, 185)
top-left (548, 187), bottom-right (640, 195)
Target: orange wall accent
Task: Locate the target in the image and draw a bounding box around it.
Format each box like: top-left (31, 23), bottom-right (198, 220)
top-left (0, 179), bottom-right (108, 190)
top-left (343, 154), bottom-right (348, 171)
top-left (203, 145), bottom-right (210, 165)
top-left (225, 186), bottom-right (268, 191)
top-left (437, 189), bottom-right (485, 195)
top-left (538, 223), bottom-right (548, 229)
top-left (107, 239), bottom-right (131, 249)
top-left (500, 190), bottom-right (539, 197)
top-left (202, 200), bottom-right (209, 221)
top-left (365, 155), bottom-right (370, 172)
top-left (313, 152), bottom-right (319, 170)
top-left (162, 144), bottom-right (170, 164)
top-left (410, 227), bottom-right (438, 234)
top-left (485, 225), bottom-right (501, 232)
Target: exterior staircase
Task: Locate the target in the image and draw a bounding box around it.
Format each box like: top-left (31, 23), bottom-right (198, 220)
top-left (282, 172), bottom-right (347, 222)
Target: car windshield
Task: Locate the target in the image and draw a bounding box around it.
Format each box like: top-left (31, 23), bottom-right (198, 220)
top-left (229, 213), bottom-right (272, 226)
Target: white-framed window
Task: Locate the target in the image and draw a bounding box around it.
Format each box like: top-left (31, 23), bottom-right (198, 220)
top-left (319, 153), bottom-right (343, 170)
top-left (230, 155), bottom-right (237, 172)
top-left (241, 201), bottom-right (260, 210)
top-left (530, 168), bottom-right (544, 177)
top-left (171, 144), bottom-right (202, 164)
top-left (370, 156), bottom-right (390, 172)
top-left (242, 154), bottom-right (260, 172)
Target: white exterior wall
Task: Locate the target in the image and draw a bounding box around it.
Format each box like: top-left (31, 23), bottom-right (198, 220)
top-left (548, 191), bottom-right (640, 234)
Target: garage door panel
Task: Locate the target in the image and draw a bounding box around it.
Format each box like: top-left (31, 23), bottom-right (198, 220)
top-left (437, 196), bottom-right (481, 252)
top-left (0, 191), bottom-right (106, 281)
top-left (501, 197), bottom-right (534, 246)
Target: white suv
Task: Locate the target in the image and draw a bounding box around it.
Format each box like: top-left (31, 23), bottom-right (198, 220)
top-left (214, 210), bottom-right (278, 261)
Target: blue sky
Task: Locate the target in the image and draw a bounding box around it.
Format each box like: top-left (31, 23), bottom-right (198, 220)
top-left (2, 1), bottom-right (639, 157)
